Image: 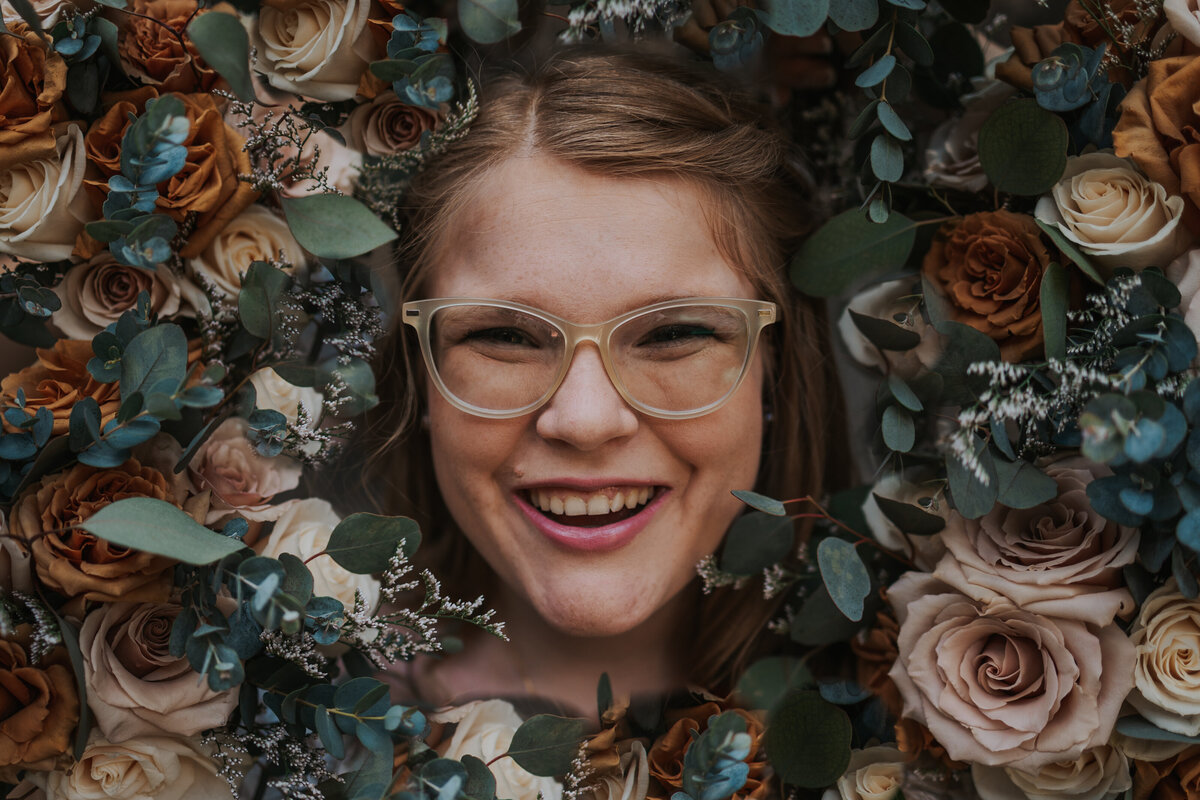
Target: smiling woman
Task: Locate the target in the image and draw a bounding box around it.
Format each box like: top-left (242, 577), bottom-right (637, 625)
top-left (352, 47), bottom-right (847, 715)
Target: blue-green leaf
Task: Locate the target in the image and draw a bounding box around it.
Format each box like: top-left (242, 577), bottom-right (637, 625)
top-left (881, 405), bottom-right (915, 452)
top-left (762, 0), bottom-right (829, 37)
top-left (506, 715), bottom-right (588, 777)
top-left (856, 54), bottom-right (896, 88)
top-left (457, 0), bottom-right (521, 43)
top-left (732, 489), bottom-right (787, 516)
top-left (187, 11), bottom-right (257, 101)
top-left (280, 194), bottom-right (398, 260)
top-left (120, 324), bottom-right (187, 398)
top-left (816, 537), bottom-right (869, 622)
top-left (790, 210), bottom-right (917, 297)
top-left (78, 497), bottom-right (246, 564)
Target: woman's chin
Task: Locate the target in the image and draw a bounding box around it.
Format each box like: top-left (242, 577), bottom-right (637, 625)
top-left (518, 572), bottom-right (685, 639)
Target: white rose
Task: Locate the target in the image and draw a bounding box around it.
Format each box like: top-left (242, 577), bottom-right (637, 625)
top-left (0, 124), bottom-right (93, 262)
top-left (250, 0), bottom-right (373, 101)
top-left (250, 367), bottom-right (323, 427)
top-left (1127, 582), bottom-right (1200, 736)
top-left (186, 204), bottom-right (307, 298)
top-left (925, 80), bottom-right (1017, 193)
top-left (861, 473), bottom-right (947, 571)
top-left (585, 741), bottom-right (648, 800)
top-left (278, 129), bottom-right (363, 198)
top-left (973, 745), bottom-right (1130, 800)
top-left (256, 498), bottom-right (380, 612)
top-left (1165, 0), bottom-right (1200, 48)
top-left (821, 746), bottom-right (906, 800)
top-left (433, 700), bottom-right (564, 800)
top-left (1167, 248), bottom-right (1200, 347)
top-left (53, 254), bottom-right (207, 339)
top-left (189, 418), bottom-right (302, 524)
top-left (25, 730), bottom-right (233, 800)
top-left (1, 0), bottom-right (88, 28)
top-left (1035, 152), bottom-right (1192, 272)
top-left (838, 279), bottom-right (943, 379)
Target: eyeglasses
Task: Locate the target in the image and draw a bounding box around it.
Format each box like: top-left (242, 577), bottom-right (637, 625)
top-left (402, 297), bottom-right (777, 420)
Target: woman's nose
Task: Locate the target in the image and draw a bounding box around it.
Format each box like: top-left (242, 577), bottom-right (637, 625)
top-left (535, 344), bottom-right (639, 449)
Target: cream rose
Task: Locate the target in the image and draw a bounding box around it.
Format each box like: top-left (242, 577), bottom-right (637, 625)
top-left (1034, 152), bottom-right (1192, 272)
top-left (26, 730), bottom-right (233, 800)
top-left (186, 204), bottom-right (307, 298)
top-left (972, 745), bottom-right (1130, 800)
top-left (0, 124), bottom-right (93, 262)
top-left (888, 572), bottom-right (1135, 770)
top-left (931, 457), bottom-right (1139, 627)
top-left (821, 746), bottom-right (906, 800)
top-left (860, 472), bottom-right (947, 571)
top-left (1, 0), bottom-right (88, 29)
top-left (189, 418), bottom-right (302, 524)
top-left (343, 93), bottom-right (438, 157)
top-left (53, 254), bottom-right (207, 339)
top-left (249, 367), bottom-right (323, 427)
top-left (1127, 583), bottom-right (1200, 736)
top-left (251, 0), bottom-right (374, 101)
top-left (837, 279), bottom-right (943, 379)
top-left (1165, 0), bottom-right (1200, 49)
top-left (81, 602), bottom-right (238, 742)
top-left (586, 741), bottom-right (649, 800)
top-left (925, 80), bottom-right (1017, 193)
top-left (255, 498), bottom-right (380, 612)
top-left (433, 700), bottom-right (564, 800)
top-left (1167, 248), bottom-right (1200, 345)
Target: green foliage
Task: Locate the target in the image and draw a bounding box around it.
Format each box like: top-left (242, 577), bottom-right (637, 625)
top-left (764, 691), bottom-right (852, 788)
top-left (816, 537), bottom-right (870, 621)
top-left (762, 0), bottom-right (827, 37)
top-left (238, 261), bottom-right (295, 344)
top-left (281, 194), bottom-right (399, 260)
top-left (732, 489), bottom-right (787, 516)
top-left (881, 404), bottom-right (914, 452)
top-left (827, 0), bottom-right (876, 31)
top-left (872, 493), bottom-right (945, 535)
top-left (677, 712), bottom-right (752, 800)
top-left (734, 657), bottom-right (815, 711)
top-left (79, 498), bottom-right (246, 564)
top-left (978, 99), bottom-right (1068, 196)
top-left (120, 323), bottom-right (187, 397)
top-left (790, 210), bottom-right (917, 297)
top-left (186, 11), bottom-right (257, 101)
top-left (506, 715), bottom-right (588, 777)
top-left (458, 0), bottom-right (521, 43)
top-left (1040, 262), bottom-right (1070, 361)
top-left (325, 513), bottom-right (421, 574)
top-left (1036, 219), bottom-right (1105, 284)
top-left (946, 437), bottom-right (998, 519)
top-left (719, 512), bottom-right (794, 575)
top-left (994, 459), bottom-right (1058, 510)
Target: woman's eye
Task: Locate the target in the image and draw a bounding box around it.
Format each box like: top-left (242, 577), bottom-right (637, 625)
top-left (640, 325), bottom-right (716, 346)
top-left (467, 327), bottom-right (538, 347)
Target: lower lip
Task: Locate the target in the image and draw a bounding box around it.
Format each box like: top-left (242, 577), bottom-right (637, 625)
top-left (513, 489), bottom-right (670, 552)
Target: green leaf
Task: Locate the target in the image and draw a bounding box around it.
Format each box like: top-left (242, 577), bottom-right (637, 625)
top-left (719, 511), bottom-right (794, 575)
top-left (790, 210), bottom-right (917, 297)
top-left (978, 99), bottom-right (1068, 196)
top-left (458, 0), bottom-right (521, 43)
top-left (827, 0), bottom-right (876, 30)
top-left (78, 497), bottom-right (246, 564)
top-left (849, 309), bottom-right (921, 352)
top-left (279, 552), bottom-right (314, 606)
top-left (732, 489), bottom-right (787, 516)
top-left (764, 690), bottom-right (852, 788)
top-left (280, 194), bottom-right (397, 260)
top-left (735, 656), bottom-right (814, 711)
top-left (6, 0), bottom-right (44, 33)
top-left (325, 513), bottom-right (421, 574)
top-left (1115, 716), bottom-right (1200, 745)
top-left (887, 375), bottom-right (923, 412)
top-left (1035, 219), bottom-right (1105, 285)
top-left (946, 439), bottom-right (999, 519)
top-left (872, 493), bottom-right (946, 535)
top-left (848, 98), bottom-right (881, 139)
top-left (763, 0), bottom-right (829, 36)
top-left (506, 715), bottom-right (587, 777)
top-left (881, 405), bottom-right (915, 452)
top-left (120, 324), bottom-right (187, 398)
top-left (869, 133), bottom-right (903, 182)
top-left (1040, 262), bottom-right (1069, 361)
top-left (933, 320), bottom-right (1000, 405)
top-left (462, 755), bottom-right (497, 800)
top-left (894, 21), bottom-right (933, 66)
top-left (238, 261), bottom-right (294, 344)
top-left (816, 538), bottom-right (869, 621)
top-left (876, 101), bottom-right (912, 141)
top-left (856, 54), bottom-right (896, 88)
top-left (315, 706), bottom-right (345, 759)
top-left (53, 612), bottom-right (91, 760)
top-left (790, 584), bottom-right (869, 645)
top-left (597, 673), bottom-right (613, 721)
top-left (994, 459), bottom-right (1058, 509)
top-left (187, 10), bottom-right (257, 102)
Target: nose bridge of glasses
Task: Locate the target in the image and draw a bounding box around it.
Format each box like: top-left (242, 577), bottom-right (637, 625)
top-left (556, 323), bottom-right (624, 396)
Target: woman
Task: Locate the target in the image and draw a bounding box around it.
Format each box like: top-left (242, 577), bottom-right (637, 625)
top-left (359, 47), bottom-right (846, 716)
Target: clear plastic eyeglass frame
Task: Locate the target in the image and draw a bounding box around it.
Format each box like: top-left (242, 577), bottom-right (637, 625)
top-left (401, 296), bottom-right (778, 420)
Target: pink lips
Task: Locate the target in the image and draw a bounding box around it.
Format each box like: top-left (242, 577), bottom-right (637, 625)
top-left (512, 487), bottom-right (670, 552)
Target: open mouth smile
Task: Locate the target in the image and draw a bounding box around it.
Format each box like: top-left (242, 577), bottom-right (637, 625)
top-left (514, 485), bottom-right (668, 550)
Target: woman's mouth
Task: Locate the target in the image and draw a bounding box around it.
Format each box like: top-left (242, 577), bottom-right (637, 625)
top-left (514, 485), bottom-right (668, 550)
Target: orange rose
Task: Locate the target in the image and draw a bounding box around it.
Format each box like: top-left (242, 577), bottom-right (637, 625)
top-left (10, 459), bottom-right (180, 609)
top-left (0, 339), bottom-right (121, 436)
top-left (921, 210), bottom-right (1054, 361)
top-left (1133, 745), bottom-right (1200, 800)
top-left (0, 24), bottom-right (67, 170)
top-left (850, 609), bottom-right (902, 719)
top-left (114, 0), bottom-right (237, 93)
top-left (648, 703), bottom-right (769, 800)
top-left (1113, 55), bottom-right (1200, 236)
top-left (83, 91), bottom-right (259, 258)
top-left (0, 625), bottom-right (79, 776)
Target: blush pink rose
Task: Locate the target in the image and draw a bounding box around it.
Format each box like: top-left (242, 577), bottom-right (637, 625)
top-left (188, 417), bottom-right (301, 524)
top-left (932, 457), bottom-right (1139, 627)
top-left (888, 572), bottom-right (1135, 770)
top-left (80, 602), bottom-right (238, 741)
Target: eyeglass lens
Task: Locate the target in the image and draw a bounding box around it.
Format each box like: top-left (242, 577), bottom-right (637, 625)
top-left (427, 304), bottom-right (753, 415)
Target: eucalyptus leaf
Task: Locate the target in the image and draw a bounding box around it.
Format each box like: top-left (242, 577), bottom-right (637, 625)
top-left (720, 512), bottom-right (794, 575)
top-left (762, 0), bottom-right (829, 37)
top-left (1040, 262), bottom-right (1069, 360)
top-left (869, 133), bottom-right (903, 182)
top-left (978, 99), bottom-right (1068, 196)
top-left (945, 438), bottom-right (998, 519)
top-left (856, 54), bottom-right (896, 88)
top-left (790, 210), bottom-right (917, 297)
top-left (827, 0), bottom-right (876, 31)
top-left (325, 513), bottom-right (421, 574)
top-left (816, 537), bottom-right (870, 622)
top-left (735, 656), bottom-right (814, 711)
top-left (457, 0), bottom-right (521, 44)
top-left (78, 497), bottom-right (246, 564)
top-left (731, 489), bottom-right (787, 516)
top-left (120, 324), bottom-right (187, 398)
top-left (887, 375), bottom-right (923, 412)
top-left (53, 612), bottom-right (90, 760)
top-left (764, 691), bottom-right (852, 788)
top-left (872, 493), bottom-right (946, 535)
top-left (876, 101), bottom-right (912, 141)
top-left (187, 11), bottom-right (257, 101)
top-left (849, 309), bottom-right (921, 352)
top-left (1035, 219), bottom-right (1105, 285)
top-left (1116, 716), bottom-right (1200, 744)
top-left (994, 459), bottom-right (1058, 509)
top-left (881, 405), bottom-right (915, 453)
top-left (280, 194), bottom-right (398, 260)
top-left (506, 715), bottom-right (587, 777)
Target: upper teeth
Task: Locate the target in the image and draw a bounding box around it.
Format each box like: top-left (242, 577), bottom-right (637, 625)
top-left (530, 487), bottom-right (653, 516)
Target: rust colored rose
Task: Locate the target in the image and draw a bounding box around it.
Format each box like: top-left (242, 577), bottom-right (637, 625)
top-left (9, 459), bottom-right (180, 609)
top-left (0, 25), bottom-right (67, 170)
top-left (1113, 55), bottom-right (1200, 236)
top-left (84, 92), bottom-right (259, 258)
top-left (851, 609), bottom-right (902, 719)
top-left (0, 625), bottom-right (79, 774)
top-left (0, 339), bottom-right (121, 436)
top-left (1133, 745), bottom-right (1200, 800)
top-left (344, 93), bottom-right (438, 157)
top-left (115, 0), bottom-right (234, 92)
top-left (648, 703), bottom-right (769, 800)
top-left (921, 210), bottom-right (1053, 361)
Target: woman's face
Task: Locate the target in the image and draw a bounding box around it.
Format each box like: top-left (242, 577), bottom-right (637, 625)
top-left (423, 155), bottom-right (765, 637)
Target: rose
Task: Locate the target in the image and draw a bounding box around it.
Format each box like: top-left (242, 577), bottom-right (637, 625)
top-left (0, 625), bottom-right (79, 774)
top-left (2, 0), bottom-right (90, 28)
top-left (888, 572), bottom-right (1135, 769)
top-left (1113, 55), bottom-right (1200, 236)
top-left (114, 0), bottom-right (232, 92)
top-left (860, 472), bottom-right (949, 570)
top-left (1034, 153), bottom-right (1192, 272)
top-left (0, 339), bottom-right (121, 436)
top-left (931, 456), bottom-right (1140, 627)
top-left (837, 279), bottom-right (944, 380)
top-left (53, 254), bottom-right (207, 339)
top-left (84, 92), bottom-right (259, 258)
top-left (250, 0), bottom-right (375, 101)
top-left (1132, 746), bottom-right (1200, 799)
top-left (81, 602), bottom-right (239, 742)
top-left (0, 123), bottom-right (93, 261)
top-left (921, 210), bottom-right (1054, 361)
top-left (189, 418), bottom-right (302, 524)
top-left (25, 730), bottom-right (233, 799)
top-left (186, 204), bottom-right (308, 297)
top-left (925, 81), bottom-right (1017, 193)
top-left (586, 741), bottom-right (650, 800)
top-left (278, 128), bottom-right (363, 198)
top-left (648, 704), bottom-right (768, 800)
top-left (343, 93), bottom-right (438, 156)
top-left (821, 746), bottom-right (906, 800)
top-left (10, 460), bottom-right (179, 608)
top-left (1166, 0), bottom-right (1200, 50)
top-left (249, 368), bottom-right (323, 427)
top-left (0, 25), bottom-right (66, 170)
top-left (850, 611), bottom-right (903, 719)
top-left (255, 498), bottom-right (380, 612)
top-left (433, 700), bottom-right (564, 800)
top-left (1167, 248), bottom-right (1200, 345)
top-left (973, 745), bottom-right (1130, 800)
top-left (1125, 583), bottom-right (1200, 736)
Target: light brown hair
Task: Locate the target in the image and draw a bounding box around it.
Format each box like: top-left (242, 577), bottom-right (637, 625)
top-left (347, 46), bottom-right (847, 691)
